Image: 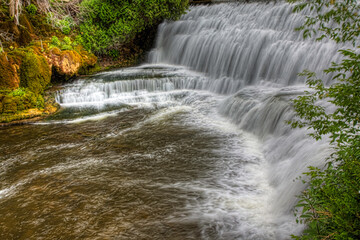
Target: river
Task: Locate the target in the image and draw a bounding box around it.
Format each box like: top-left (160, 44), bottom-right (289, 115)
top-left (0, 2), bottom-right (343, 239)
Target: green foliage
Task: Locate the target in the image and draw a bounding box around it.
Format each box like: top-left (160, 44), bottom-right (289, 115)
top-left (288, 0), bottom-right (360, 239)
top-left (51, 36), bottom-right (61, 47)
top-left (25, 4), bottom-right (37, 15)
top-left (108, 49), bottom-right (120, 59)
top-left (50, 36), bottom-right (75, 50)
top-left (79, 0), bottom-right (188, 55)
top-left (288, 0), bottom-right (360, 45)
top-left (61, 36), bottom-right (73, 50)
top-left (46, 13), bottom-right (74, 35)
top-left (57, 18), bottom-right (72, 35)
top-left (63, 36), bottom-right (72, 46)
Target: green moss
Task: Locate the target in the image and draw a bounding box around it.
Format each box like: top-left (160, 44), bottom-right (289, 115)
top-left (0, 86), bottom-right (58, 122)
top-left (0, 88), bottom-right (43, 115)
top-left (78, 63), bottom-right (102, 75)
top-left (28, 13), bottom-right (56, 38)
top-left (20, 51), bottom-right (51, 95)
top-left (18, 14), bottom-right (35, 46)
top-left (9, 48), bottom-right (27, 60)
top-left (2, 95), bottom-right (18, 113)
top-left (12, 88), bottom-right (38, 111)
top-left (0, 94), bottom-right (4, 113)
top-left (36, 94), bottom-right (44, 109)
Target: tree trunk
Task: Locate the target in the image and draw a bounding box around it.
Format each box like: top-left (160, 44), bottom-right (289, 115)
top-left (9, 0), bottom-right (22, 25)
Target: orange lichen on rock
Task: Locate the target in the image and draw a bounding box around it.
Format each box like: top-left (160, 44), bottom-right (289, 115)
top-left (58, 50), bottom-right (82, 76)
top-left (46, 46), bottom-right (97, 80)
top-left (0, 53), bottom-right (20, 90)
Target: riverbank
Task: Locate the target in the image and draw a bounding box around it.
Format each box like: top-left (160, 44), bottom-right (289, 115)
top-left (0, 0), bottom-right (188, 123)
top-left (0, 38), bottom-right (98, 123)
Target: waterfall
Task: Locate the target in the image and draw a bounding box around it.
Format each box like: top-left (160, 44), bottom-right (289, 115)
top-left (146, 1), bottom-right (338, 235)
top-left (149, 2), bottom-right (343, 91)
top-left (55, 2), bottom-right (345, 238)
top-left (147, 0), bottom-right (343, 219)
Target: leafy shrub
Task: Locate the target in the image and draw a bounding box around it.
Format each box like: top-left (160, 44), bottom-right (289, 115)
top-left (288, 0), bottom-right (360, 239)
top-left (57, 18), bottom-right (72, 35)
top-left (63, 36), bottom-right (72, 46)
top-left (46, 13), bottom-right (74, 35)
top-left (79, 0), bottom-right (188, 55)
top-left (51, 36), bottom-right (61, 47)
top-left (25, 4), bottom-right (37, 15)
top-left (50, 36), bottom-right (75, 50)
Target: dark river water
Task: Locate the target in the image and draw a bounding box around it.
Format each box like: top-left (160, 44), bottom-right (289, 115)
top-left (0, 73), bottom-right (273, 239)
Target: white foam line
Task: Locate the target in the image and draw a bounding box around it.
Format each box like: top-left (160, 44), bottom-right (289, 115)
top-left (0, 157), bottom-right (104, 201)
top-left (34, 109), bottom-right (129, 125)
top-left (106, 105), bottom-right (192, 138)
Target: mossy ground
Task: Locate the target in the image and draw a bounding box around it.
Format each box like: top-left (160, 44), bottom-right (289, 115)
top-left (0, 91), bottom-right (59, 124)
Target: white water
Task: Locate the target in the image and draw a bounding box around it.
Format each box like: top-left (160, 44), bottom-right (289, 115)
top-left (149, 2), bottom-right (344, 89)
top-left (53, 1), bottom-right (344, 239)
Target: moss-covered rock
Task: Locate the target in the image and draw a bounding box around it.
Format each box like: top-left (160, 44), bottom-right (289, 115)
top-left (2, 95), bottom-right (18, 113)
top-left (0, 94), bottom-right (4, 113)
top-left (18, 14), bottom-right (35, 46)
top-left (46, 45), bottom-right (97, 81)
top-left (0, 89), bottom-right (59, 123)
top-left (20, 51), bottom-right (51, 94)
top-left (0, 53), bottom-right (20, 90)
top-left (59, 50), bottom-right (82, 76)
top-left (0, 13), bottom-right (35, 48)
top-left (12, 89), bottom-right (38, 111)
top-left (77, 48), bottom-right (98, 75)
top-left (0, 88), bottom-right (39, 114)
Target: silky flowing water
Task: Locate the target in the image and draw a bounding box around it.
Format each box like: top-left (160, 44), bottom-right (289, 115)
top-left (0, 2), bottom-right (345, 239)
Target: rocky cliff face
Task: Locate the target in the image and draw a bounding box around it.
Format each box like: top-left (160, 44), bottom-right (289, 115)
top-left (0, 42), bottom-right (97, 122)
top-left (0, 9), bottom-right (97, 123)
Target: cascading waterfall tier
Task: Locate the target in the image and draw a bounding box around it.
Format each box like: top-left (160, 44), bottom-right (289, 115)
top-left (149, 2), bottom-right (344, 93)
